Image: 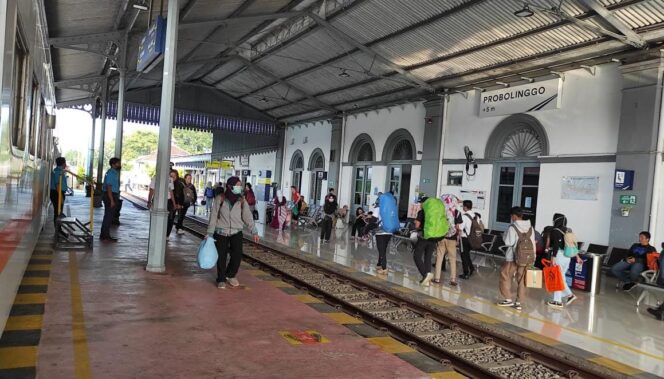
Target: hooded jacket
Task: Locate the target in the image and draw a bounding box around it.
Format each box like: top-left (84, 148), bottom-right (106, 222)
top-left (207, 195), bottom-right (258, 237)
top-left (502, 220), bottom-right (536, 262)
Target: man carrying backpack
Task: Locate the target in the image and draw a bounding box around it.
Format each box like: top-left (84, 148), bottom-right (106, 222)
top-left (204, 182), bottom-right (215, 215)
top-left (497, 207), bottom-right (536, 311)
top-left (176, 174), bottom-right (197, 235)
top-left (460, 200), bottom-right (483, 279)
top-left (413, 196), bottom-right (448, 287)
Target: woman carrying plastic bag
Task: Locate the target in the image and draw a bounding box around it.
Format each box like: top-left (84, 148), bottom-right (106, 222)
top-left (198, 237), bottom-right (218, 269)
top-left (544, 213), bottom-right (581, 308)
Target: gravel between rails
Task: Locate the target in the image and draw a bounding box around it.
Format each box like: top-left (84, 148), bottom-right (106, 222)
top-left (452, 346), bottom-right (515, 365)
top-left (391, 318), bottom-right (445, 333)
top-left (488, 363), bottom-right (562, 379)
top-left (371, 308), bottom-right (421, 321)
top-left (419, 330), bottom-right (480, 347)
top-left (352, 299), bottom-right (397, 310)
top-left (336, 292), bottom-right (377, 302)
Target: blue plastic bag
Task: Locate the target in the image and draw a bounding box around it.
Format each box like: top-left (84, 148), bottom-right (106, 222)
top-left (198, 238), bottom-right (218, 269)
top-left (379, 193), bottom-right (400, 233)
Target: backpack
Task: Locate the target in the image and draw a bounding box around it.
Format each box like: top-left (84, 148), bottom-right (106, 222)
top-left (421, 198), bottom-right (448, 239)
top-left (555, 228), bottom-right (579, 257)
top-left (444, 209), bottom-right (460, 238)
top-left (512, 226), bottom-right (535, 267)
top-left (205, 187), bottom-right (214, 198)
top-left (464, 213), bottom-right (484, 250)
top-left (183, 184), bottom-right (195, 205)
top-left (378, 193), bottom-right (399, 233)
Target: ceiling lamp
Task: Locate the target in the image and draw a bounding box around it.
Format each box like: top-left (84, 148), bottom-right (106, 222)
top-left (514, 3), bottom-right (534, 17)
top-left (133, 1), bottom-right (149, 11)
top-left (338, 70), bottom-right (351, 78)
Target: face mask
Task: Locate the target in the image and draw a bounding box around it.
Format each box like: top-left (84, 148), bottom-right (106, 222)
top-left (232, 186), bottom-right (242, 195)
top-left (328, 198), bottom-right (334, 202)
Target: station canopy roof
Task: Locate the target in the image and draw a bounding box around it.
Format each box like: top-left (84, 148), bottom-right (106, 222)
top-left (46, 0), bottom-right (664, 124)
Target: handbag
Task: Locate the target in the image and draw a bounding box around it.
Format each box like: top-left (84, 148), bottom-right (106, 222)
top-left (541, 259), bottom-right (565, 292)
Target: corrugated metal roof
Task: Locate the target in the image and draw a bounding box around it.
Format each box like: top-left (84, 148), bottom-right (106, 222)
top-left (612, 0), bottom-right (664, 29)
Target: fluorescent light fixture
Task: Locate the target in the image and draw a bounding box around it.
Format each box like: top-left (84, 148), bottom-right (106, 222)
top-left (496, 81), bottom-right (510, 87)
top-left (338, 70), bottom-right (351, 78)
top-left (133, 1), bottom-right (149, 11)
top-left (514, 3), bottom-right (534, 17)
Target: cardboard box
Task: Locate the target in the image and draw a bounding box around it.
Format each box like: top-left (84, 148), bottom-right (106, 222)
top-left (526, 268), bottom-right (543, 288)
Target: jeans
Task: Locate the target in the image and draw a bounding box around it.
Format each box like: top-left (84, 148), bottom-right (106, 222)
top-left (552, 252), bottom-right (573, 302)
top-left (375, 234), bottom-right (392, 270)
top-left (176, 204), bottom-right (190, 230)
top-left (414, 238), bottom-right (437, 279)
top-left (352, 219), bottom-right (366, 237)
top-left (167, 203), bottom-right (176, 237)
top-left (610, 260), bottom-right (645, 284)
top-left (206, 197), bottom-right (213, 214)
top-left (460, 238), bottom-right (474, 276)
top-left (49, 190), bottom-right (65, 224)
top-left (214, 232), bottom-right (244, 282)
top-left (101, 192), bottom-right (119, 239)
top-left (320, 215), bottom-right (333, 241)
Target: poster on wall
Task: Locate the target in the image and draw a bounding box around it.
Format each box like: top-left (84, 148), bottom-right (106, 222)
top-left (460, 190), bottom-right (486, 210)
top-left (478, 78), bottom-right (562, 118)
top-left (561, 176), bottom-right (599, 201)
top-left (240, 155), bottom-right (250, 167)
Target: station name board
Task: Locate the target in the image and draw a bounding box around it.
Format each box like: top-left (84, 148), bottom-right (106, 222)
top-left (137, 16), bottom-right (166, 73)
top-left (478, 78), bottom-right (562, 118)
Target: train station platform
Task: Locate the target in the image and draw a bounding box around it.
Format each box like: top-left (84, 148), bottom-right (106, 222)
top-left (249, 221), bottom-right (664, 378)
top-left (0, 195), bottom-right (456, 379)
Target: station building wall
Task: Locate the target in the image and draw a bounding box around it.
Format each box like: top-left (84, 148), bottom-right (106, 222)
top-left (228, 151), bottom-right (276, 188)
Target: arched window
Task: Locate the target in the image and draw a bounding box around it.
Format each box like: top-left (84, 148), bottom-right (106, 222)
top-left (308, 148), bottom-right (325, 171)
top-left (290, 150), bottom-right (304, 191)
top-left (308, 148), bottom-right (326, 204)
top-left (382, 129), bottom-right (416, 162)
top-left (485, 114), bottom-right (549, 159)
top-left (348, 134), bottom-right (376, 164)
top-left (357, 143), bottom-right (373, 163)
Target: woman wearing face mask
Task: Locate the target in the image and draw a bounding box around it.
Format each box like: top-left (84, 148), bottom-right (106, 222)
top-left (206, 177), bottom-right (260, 289)
top-left (320, 193), bottom-right (338, 243)
top-left (270, 190), bottom-right (288, 230)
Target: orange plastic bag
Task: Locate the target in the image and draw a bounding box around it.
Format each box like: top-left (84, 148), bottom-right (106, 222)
top-left (646, 252), bottom-right (660, 271)
top-left (541, 259), bottom-right (565, 292)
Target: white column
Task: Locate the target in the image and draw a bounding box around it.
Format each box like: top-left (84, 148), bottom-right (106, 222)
top-left (114, 70), bottom-right (126, 160)
top-left (147, 0), bottom-right (180, 272)
top-left (87, 109), bottom-right (97, 184)
top-left (96, 79), bottom-right (108, 185)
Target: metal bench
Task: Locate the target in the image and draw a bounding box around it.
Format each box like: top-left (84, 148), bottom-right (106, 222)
top-left (635, 270), bottom-right (662, 308)
top-left (469, 233), bottom-right (502, 269)
top-left (298, 205), bottom-right (322, 228)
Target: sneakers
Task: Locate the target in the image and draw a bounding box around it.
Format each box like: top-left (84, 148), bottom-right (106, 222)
top-left (217, 282), bottom-right (226, 289)
top-left (622, 282), bottom-right (636, 291)
top-left (565, 294), bottom-right (577, 306)
top-left (547, 301), bottom-right (564, 309)
top-left (449, 281), bottom-right (458, 287)
top-left (420, 272), bottom-right (434, 287)
top-left (513, 302), bottom-right (522, 311)
top-left (177, 229), bottom-right (185, 235)
top-left (497, 299), bottom-right (515, 307)
top-left (646, 307), bottom-right (663, 321)
top-left (227, 277), bottom-right (240, 287)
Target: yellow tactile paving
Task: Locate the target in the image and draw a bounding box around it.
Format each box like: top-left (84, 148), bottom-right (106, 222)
top-left (0, 346), bottom-right (37, 369)
top-left (13, 293), bottom-right (47, 305)
top-left (3, 315), bottom-right (43, 331)
top-left (267, 280), bottom-right (293, 288)
top-left (20, 277), bottom-right (50, 285)
top-left (430, 372), bottom-right (466, 379)
top-left (520, 332), bottom-right (561, 346)
top-left (325, 312), bottom-right (364, 325)
top-left (427, 299), bottom-right (454, 307)
top-left (244, 269), bottom-right (264, 276)
top-left (393, 286), bottom-right (416, 294)
top-left (293, 294), bottom-right (323, 304)
top-left (588, 357), bottom-right (644, 376)
top-left (26, 264), bottom-right (52, 271)
top-left (367, 336), bottom-right (415, 354)
top-left (468, 313), bottom-right (501, 325)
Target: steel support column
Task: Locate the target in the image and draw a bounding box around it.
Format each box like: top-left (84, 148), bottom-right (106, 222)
top-left (86, 108), bottom-right (97, 188)
top-left (147, 0), bottom-right (180, 273)
top-left (114, 69), bottom-right (126, 160)
top-left (96, 79), bottom-right (109, 185)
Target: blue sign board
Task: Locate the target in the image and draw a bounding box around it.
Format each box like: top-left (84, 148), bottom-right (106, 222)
top-left (137, 16), bottom-right (166, 72)
top-left (614, 169), bottom-right (635, 190)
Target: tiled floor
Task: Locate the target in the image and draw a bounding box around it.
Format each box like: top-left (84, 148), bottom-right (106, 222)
top-left (246, 221), bottom-right (664, 377)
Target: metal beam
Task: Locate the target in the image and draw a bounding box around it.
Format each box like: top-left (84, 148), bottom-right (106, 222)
top-left (576, 0), bottom-right (646, 48)
top-left (49, 31), bottom-right (124, 46)
top-left (180, 0), bottom-right (200, 20)
top-left (307, 12), bottom-right (435, 92)
top-left (180, 12), bottom-right (304, 29)
top-left (54, 97), bottom-right (97, 108)
top-left (55, 76), bottom-right (105, 93)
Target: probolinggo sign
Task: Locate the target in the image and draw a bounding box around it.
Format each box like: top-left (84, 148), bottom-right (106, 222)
top-left (478, 78), bottom-right (562, 118)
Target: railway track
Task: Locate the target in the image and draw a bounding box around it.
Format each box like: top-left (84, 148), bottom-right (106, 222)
top-left (123, 193), bottom-right (619, 379)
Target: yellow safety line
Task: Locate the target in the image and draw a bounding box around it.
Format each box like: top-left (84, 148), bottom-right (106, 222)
top-left (69, 252), bottom-right (92, 379)
top-left (428, 280), bottom-right (664, 361)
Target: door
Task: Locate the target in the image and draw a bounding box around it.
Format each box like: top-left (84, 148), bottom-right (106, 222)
top-left (311, 171), bottom-right (323, 205)
top-left (492, 163), bottom-right (540, 230)
top-left (388, 164), bottom-right (411, 219)
top-left (292, 171), bottom-right (302, 193)
top-left (352, 166), bottom-right (372, 214)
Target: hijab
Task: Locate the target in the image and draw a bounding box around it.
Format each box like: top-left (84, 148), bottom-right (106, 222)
top-left (225, 176), bottom-right (241, 204)
top-left (553, 213), bottom-right (567, 230)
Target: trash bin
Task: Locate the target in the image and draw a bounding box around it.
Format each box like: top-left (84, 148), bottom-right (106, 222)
top-left (567, 252), bottom-right (603, 296)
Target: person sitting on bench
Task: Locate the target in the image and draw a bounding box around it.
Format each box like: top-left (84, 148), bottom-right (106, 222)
top-left (611, 231), bottom-right (657, 291)
top-left (352, 208), bottom-right (367, 239)
top-left (361, 211), bottom-right (379, 240)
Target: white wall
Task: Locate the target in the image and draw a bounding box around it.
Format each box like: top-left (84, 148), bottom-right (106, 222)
top-left (444, 64), bottom-right (622, 159)
top-left (439, 164), bottom-right (494, 222)
top-left (230, 151), bottom-right (276, 186)
top-left (281, 121), bottom-right (332, 204)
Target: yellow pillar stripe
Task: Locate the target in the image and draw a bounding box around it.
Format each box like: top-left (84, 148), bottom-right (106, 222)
top-left (69, 252), bottom-right (92, 379)
top-left (21, 277), bottom-right (50, 286)
top-left (0, 346), bottom-right (37, 369)
top-left (3, 315), bottom-right (43, 331)
top-left (13, 293), bottom-right (47, 305)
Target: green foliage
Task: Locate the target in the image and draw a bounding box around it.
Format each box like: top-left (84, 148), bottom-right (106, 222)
top-left (146, 164), bottom-right (156, 178)
top-left (172, 129), bottom-right (212, 155)
top-left (64, 150), bottom-right (82, 167)
top-left (76, 166), bottom-right (86, 185)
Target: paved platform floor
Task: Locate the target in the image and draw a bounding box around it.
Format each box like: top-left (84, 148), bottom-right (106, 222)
top-left (242, 218), bottom-right (664, 377)
top-left (0, 195), bottom-right (458, 379)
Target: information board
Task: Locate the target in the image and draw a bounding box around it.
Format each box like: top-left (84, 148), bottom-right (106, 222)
top-left (137, 16), bottom-right (166, 73)
top-left (478, 78), bottom-right (562, 118)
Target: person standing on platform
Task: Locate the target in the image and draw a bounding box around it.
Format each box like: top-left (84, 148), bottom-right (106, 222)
top-left (206, 177), bottom-right (259, 289)
top-left (50, 157), bottom-right (68, 224)
top-left (270, 190), bottom-right (288, 229)
top-left (546, 213), bottom-right (581, 308)
top-left (168, 170), bottom-right (185, 238)
top-left (434, 196), bottom-right (462, 286)
top-left (375, 192), bottom-right (399, 275)
top-left (245, 183), bottom-right (258, 220)
top-left (290, 186), bottom-right (302, 223)
top-left (320, 192), bottom-right (338, 243)
top-left (204, 182), bottom-right (214, 215)
top-left (459, 200), bottom-right (481, 279)
top-left (413, 197), bottom-right (448, 287)
top-left (496, 207), bottom-right (535, 311)
top-left (176, 174), bottom-right (197, 235)
top-left (100, 158), bottom-right (121, 242)
top-left (325, 188), bottom-right (336, 202)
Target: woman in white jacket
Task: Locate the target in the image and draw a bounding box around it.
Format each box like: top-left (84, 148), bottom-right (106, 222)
top-left (206, 177), bottom-right (260, 289)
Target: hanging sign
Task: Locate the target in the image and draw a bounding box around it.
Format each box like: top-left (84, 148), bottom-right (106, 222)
top-left (614, 169), bottom-right (635, 190)
top-left (478, 78), bottom-right (562, 118)
top-left (137, 16), bottom-right (166, 73)
top-left (240, 155), bottom-right (250, 166)
top-left (205, 160), bottom-right (233, 169)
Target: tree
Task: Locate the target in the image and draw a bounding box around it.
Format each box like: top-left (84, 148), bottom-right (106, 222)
top-left (64, 150), bottom-right (82, 167)
top-left (172, 129), bottom-right (212, 155)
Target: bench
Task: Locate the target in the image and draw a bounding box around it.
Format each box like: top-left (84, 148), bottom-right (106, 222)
top-left (635, 270), bottom-right (663, 308)
top-left (298, 205), bottom-right (322, 228)
top-left (469, 233), bottom-right (501, 269)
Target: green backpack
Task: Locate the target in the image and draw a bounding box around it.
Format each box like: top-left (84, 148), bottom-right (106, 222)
top-left (422, 198), bottom-right (449, 239)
